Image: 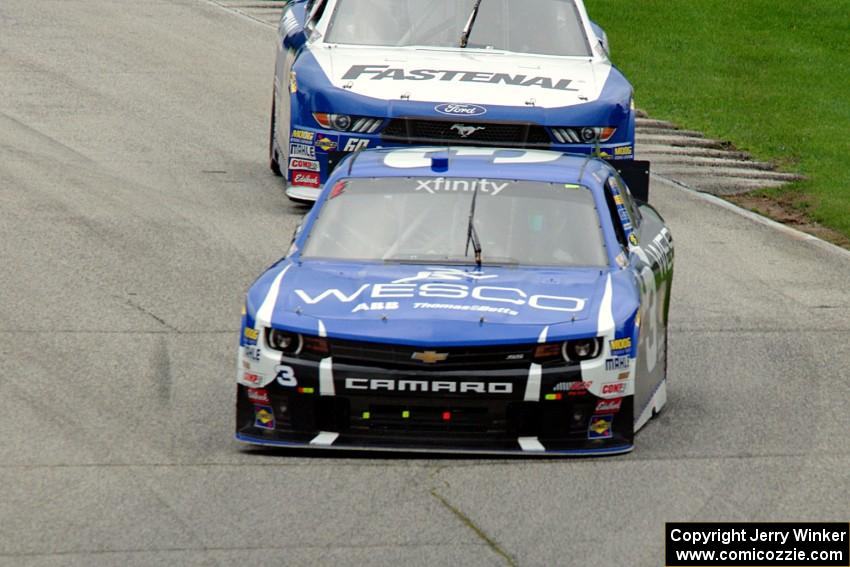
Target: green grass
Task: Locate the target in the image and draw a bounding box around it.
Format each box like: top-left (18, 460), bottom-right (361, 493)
top-left (585, 0), bottom-right (850, 238)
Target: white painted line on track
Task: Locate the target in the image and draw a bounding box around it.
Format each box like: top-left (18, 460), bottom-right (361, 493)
top-left (655, 173), bottom-right (850, 262)
top-left (201, 0), bottom-right (277, 28)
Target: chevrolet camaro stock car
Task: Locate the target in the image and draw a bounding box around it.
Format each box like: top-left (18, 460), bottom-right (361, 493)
top-left (236, 147), bottom-right (674, 455)
top-left (270, 0), bottom-right (637, 203)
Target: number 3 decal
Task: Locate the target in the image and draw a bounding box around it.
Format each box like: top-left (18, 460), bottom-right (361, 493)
top-left (638, 265), bottom-right (659, 373)
top-left (275, 365), bottom-right (297, 387)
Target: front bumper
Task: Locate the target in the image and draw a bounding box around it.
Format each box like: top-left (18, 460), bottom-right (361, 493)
top-left (235, 356), bottom-right (634, 456)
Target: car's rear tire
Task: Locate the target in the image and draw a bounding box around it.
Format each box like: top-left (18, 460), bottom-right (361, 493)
top-left (269, 95), bottom-right (283, 177)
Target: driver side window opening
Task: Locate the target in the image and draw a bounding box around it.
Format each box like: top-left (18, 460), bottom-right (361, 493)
top-left (603, 177), bottom-right (629, 251)
top-left (307, 0), bottom-right (328, 28)
top-left (615, 173), bottom-right (642, 227)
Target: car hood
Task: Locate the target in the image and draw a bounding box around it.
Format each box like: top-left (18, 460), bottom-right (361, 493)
top-left (310, 45), bottom-right (612, 110)
top-left (247, 261), bottom-right (614, 346)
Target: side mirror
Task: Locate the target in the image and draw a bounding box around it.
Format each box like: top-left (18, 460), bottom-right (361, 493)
top-left (280, 3), bottom-right (309, 51)
top-left (283, 29), bottom-right (307, 51)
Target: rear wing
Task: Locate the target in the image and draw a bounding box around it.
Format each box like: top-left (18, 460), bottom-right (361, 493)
top-left (605, 159), bottom-right (651, 204)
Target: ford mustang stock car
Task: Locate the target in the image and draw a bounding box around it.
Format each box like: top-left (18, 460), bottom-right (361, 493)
top-left (270, 0), bottom-right (636, 203)
top-left (236, 147), bottom-right (673, 455)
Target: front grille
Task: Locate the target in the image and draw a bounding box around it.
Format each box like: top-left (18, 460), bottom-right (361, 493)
top-left (328, 338), bottom-right (536, 371)
top-left (382, 119), bottom-right (552, 148)
top-left (363, 404), bottom-right (493, 433)
top-left (348, 399), bottom-right (596, 439)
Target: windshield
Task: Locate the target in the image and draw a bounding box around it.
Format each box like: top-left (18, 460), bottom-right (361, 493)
top-left (301, 178), bottom-right (608, 267)
top-left (324, 0), bottom-right (592, 57)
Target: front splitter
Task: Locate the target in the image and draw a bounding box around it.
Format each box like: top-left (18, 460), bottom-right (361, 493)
top-left (235, 432), bottom-right (633, 457)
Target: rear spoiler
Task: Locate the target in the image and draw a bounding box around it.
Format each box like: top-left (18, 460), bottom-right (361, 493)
top-left (605, 159), bottom-right (651, 204)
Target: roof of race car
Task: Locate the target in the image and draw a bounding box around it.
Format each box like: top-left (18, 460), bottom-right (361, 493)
top-left (335, 147), bottom-right (610, 189)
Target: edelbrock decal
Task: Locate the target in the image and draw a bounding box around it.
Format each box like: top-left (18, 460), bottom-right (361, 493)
top-left (342, 65), bottom-right (577, 92)
top-left (292, 171), bottom-right (320, 188)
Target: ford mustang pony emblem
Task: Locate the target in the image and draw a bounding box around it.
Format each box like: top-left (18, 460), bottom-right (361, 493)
top-left (451, 124), bottom-right (486, 138)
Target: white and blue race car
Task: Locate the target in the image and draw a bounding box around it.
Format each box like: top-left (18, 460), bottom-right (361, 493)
top-left (271, 0), bottom-right (637, 203)
top-left (237, 148), bottom-right (673, 455)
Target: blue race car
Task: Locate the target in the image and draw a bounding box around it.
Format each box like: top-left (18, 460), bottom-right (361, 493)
top-left (271, 0), bottom-right (636, 203)
top-left (237, 148), bottom-right (673, 455)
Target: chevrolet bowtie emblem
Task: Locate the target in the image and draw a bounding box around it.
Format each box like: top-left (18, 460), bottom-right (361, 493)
top-left (411, 351), bottom-right (449, 364)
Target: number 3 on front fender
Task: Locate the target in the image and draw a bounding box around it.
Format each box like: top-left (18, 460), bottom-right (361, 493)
top-left (275, 365), bottom-right (297, 387)
top-left (638, 265), bottom-right (659, 374)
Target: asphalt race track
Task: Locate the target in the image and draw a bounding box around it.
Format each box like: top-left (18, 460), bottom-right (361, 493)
top-left (1, 2), bottom-right (848, 566)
